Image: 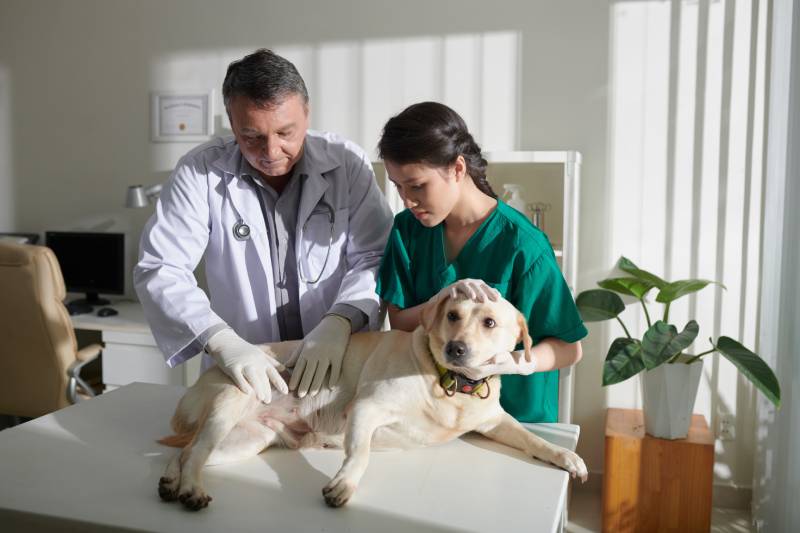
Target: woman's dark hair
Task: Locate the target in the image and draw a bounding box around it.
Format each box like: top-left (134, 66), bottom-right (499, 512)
top-left (222, 48), bottom-right (308, 110)
top-left (377, 102), bottom-right (496, 198)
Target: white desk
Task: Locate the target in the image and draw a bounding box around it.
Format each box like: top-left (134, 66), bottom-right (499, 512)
top-left (70, 299), bottom-right (200, 389)
top-left (0, 383), bottom-right (578, 533)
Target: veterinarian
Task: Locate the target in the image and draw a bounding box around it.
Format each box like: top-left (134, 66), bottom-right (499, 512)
top-left (135, 49), bottom-right (393, 404)
top-left (376, 102), bottom-right (587, 423)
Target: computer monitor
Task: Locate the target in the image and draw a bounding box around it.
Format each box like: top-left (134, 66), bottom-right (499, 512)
top-left (45, 231), bottom-right (125, 306)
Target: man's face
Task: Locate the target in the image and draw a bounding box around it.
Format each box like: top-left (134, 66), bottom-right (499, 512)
top-left (228, 93), bottom-right (309, 180)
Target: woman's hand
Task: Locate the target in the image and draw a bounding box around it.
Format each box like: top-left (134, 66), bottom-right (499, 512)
top-left (434, 278), bottom-right (500, 303)
top-left (458, 350), bottom-right (537, 381)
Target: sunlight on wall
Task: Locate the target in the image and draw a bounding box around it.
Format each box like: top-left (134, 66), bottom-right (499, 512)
top-left (146, 32), bottom-right (520, 174)
top-left (0, 65), bottom-right (12, 230)
top-left (607, 0), bottom-right (768, 490)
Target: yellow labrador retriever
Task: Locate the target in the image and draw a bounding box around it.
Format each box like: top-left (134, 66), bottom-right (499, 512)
top-left (157, 293), bottom-right (588, 510)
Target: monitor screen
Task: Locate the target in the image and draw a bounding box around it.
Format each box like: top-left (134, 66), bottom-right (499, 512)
top-left (45, 232), bottom-right (125, 301)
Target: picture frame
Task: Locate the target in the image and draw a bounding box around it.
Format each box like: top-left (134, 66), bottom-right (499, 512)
top-left (150, 91), bottom-right (214, 142)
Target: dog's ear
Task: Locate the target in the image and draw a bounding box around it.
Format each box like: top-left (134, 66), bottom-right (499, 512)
top-left (420, 293), bottom-right (449, 332)
top-left (517, 313), bottom-right (533, 361)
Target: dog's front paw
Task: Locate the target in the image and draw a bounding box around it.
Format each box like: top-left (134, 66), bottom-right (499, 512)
top-left (549, 448), bottom-right (588, 483)
top-left (322, 475), bottom-right (357, 508)
top-left (158, 476), bottom-right (179, 502)
top-left (178, 486), bottom-right (213, 511)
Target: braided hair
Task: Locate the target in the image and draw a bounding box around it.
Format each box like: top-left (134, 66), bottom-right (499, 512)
top-left (377, 102), bottom-right (496, 198)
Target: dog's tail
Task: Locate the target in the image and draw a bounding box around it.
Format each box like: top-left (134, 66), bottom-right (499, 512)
top-left (157, 432), bottom-right (195, 448)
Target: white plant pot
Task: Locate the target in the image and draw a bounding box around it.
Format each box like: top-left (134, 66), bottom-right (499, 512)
top-left (640, 360), bottom-right (703, 439)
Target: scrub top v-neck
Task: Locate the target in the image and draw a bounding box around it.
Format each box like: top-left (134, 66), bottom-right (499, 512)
top-left (377, 200), bottom-right (587, 423)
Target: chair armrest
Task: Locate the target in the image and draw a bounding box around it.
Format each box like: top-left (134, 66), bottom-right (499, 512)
top-left (67, 344), bottom-right (102, 403)
top-left (75, 343), bottom-right (102, 363)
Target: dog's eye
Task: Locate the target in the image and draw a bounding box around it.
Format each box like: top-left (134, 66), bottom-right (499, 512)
top-left (483, 318), bottom-right (496, 328)
top-left (447, 311), bottom-right (460, 322)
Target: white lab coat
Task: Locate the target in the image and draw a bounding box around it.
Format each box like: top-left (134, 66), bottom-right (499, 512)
top-left (134, 131), bottom-right (393, 369)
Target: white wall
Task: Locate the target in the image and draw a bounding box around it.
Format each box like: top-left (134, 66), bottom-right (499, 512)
top-left (0, 0), bottom-right (766, 504)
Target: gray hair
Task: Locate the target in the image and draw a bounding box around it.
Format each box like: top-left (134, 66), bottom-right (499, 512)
top-left (222, 49), bottom-right (309, 110)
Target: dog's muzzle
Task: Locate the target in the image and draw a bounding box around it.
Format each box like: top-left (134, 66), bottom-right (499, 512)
top-left (444, 340), bottom-right (469, 362)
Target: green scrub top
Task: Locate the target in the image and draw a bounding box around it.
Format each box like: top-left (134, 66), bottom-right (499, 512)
top-left (376, 201), bottom-right (587, 423)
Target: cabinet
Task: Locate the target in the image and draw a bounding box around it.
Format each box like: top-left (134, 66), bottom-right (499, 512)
top-left (378, 151), bottom-right (582, 423)
top-left (70, 299), bottom-right (201, 389)
top-left (602, 408), bottom-right (714, 532)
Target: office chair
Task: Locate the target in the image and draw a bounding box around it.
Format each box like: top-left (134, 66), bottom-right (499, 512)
top-left (0, 240), bottom-right (101, 420)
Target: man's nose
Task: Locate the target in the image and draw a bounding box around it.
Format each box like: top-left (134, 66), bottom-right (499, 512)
top-left (264, 139), bottom-right (282, 160)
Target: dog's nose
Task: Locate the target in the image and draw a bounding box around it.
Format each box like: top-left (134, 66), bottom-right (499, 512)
top-left (445, 340), bottom-right (469, 360)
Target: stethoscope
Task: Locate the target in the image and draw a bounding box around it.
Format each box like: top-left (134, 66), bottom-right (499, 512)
top-left (230, 195), bottom-right (336, 284)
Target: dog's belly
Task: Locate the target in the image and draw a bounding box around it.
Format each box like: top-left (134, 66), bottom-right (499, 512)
top-left (250, 386), bottom-right (354, 448)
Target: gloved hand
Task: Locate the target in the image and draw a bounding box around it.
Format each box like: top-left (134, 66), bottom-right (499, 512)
top-left (287, 314), bottom-right (351, 398)
top-left (434, 279), bottom-right (500, 303)
top-left (205, 328), bottom-right (288, 403)
top-left (458, 350), bottom-right (537, 381)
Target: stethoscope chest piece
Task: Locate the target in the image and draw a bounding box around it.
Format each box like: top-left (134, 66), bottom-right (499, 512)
top-left (233, 219), bottom-right (251, 241)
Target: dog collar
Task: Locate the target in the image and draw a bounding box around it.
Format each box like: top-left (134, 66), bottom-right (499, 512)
top-left (435, 362), bottom-right (491, 399)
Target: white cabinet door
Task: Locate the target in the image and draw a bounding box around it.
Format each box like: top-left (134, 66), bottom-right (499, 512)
top-left (102, 342), bottom-right (183, 388)
top-left (101, 330), bottom-right (182, 388)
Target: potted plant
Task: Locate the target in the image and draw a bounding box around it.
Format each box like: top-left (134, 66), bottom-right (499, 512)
top-left (576, 256), bottom-right (781, 439)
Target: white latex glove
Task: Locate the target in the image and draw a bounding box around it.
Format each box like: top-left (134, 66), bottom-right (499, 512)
top-left (287, 314), bottom-right (351, 398)
top-left (434, 278), bottom-right (500, 303)
top-left (458, 350), bottom-right (537, 381)
top-left (205, 328), bottom-right (288, 403)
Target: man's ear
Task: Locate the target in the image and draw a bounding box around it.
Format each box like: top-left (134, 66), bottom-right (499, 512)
top-left (421, 294), bottom-right (449, 333)
top-left (517, 313), bottom-right (533, 360)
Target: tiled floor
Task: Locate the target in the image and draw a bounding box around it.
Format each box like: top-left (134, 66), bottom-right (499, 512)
top-left (566, 486), bottom-right (756, 532)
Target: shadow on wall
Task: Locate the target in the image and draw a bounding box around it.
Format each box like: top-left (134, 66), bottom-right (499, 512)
top-left (600, 0), bottom-right (769, 493)
top-left (147, 31), bottom-right (521, 172)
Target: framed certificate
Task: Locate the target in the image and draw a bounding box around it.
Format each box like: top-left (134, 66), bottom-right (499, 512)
top-left (150, 91), bottom-right (214, 142)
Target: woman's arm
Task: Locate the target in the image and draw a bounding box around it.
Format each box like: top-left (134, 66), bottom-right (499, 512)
top-left (387, 302), bottom-right (426, 332)
top-left (461, 338), bottom-right (582, 380)
top-left (528, 338), bottom-right (583, 371)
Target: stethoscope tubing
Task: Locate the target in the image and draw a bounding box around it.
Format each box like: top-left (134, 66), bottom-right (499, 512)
top-left (225, 182), bottom-right (335, 284)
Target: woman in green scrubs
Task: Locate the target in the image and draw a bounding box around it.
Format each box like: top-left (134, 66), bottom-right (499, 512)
top-left (376, 102), bottom-right (587, 423)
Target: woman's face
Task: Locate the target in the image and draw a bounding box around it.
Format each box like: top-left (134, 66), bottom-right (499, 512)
top-left (384, 160), bottom-right (462, 227)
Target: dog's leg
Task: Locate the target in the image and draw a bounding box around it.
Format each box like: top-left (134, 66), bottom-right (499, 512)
top-left (322, 404), bottom-right (391, 507)
top-left (476, 412), bottom-right (588, 482)
top-left (176, 388), bottom-right (253, 510)
top-left (158, 452), bottom-right (183, 502)
top-left (206, 419), bottom-right (280, 465)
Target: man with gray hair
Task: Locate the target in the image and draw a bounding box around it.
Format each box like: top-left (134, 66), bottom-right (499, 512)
top-left (135, 49), bottom-right (393, 403)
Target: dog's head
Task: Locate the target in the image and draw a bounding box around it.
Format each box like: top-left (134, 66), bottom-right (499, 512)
top-left (420, 292), bottom-right (532, 373)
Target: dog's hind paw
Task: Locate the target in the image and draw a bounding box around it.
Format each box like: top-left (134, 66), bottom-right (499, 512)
top-left (322, 476), bottom-right (357, 508)
top-left (178, 487), bottom-right (213, 511)
top-left (158, 476), bottom-right (179, 502)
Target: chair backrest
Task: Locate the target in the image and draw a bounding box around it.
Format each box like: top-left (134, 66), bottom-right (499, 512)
top-left (0, 241), bottom-right (77, 417)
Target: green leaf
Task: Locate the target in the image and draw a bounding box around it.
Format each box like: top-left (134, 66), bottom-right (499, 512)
top-left (576, 289), bottom-right (626, 322)
top-left (603, 338), bottom-right (645, 385)
top-left (598, 277), bottom-right (656, 299)
top-left (617, 256), bottom-right (668, 289)
top-left (655, 279), bottom-right (726, 303)
top-left (641, 320), bottom-right (699, 369)
top-left (717, 337), bottom-right (781, 408)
